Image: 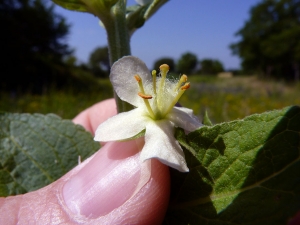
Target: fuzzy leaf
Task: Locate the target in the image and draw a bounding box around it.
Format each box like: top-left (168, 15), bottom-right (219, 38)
top-left (167, 106), bottom-right (300, 225)
top-left (0, 113), bottom-right (99, 197)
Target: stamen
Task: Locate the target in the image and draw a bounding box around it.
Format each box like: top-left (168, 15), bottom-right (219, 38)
top-left (134, 74), bottom-right (146, 94)
top-left (134, 74), bottom-right (156, 119)
top-left (181, 82), bottom-right (190, 90)
top-left (152, 70), bottom-right (157, 94)
top-left (137, 93), bottom-right (155, 119)
top-left (134, 75), bottom-right (141, 82)
top-left (138, 92), bottom-right (153, 99)
top-left (163, 82), bottom-right (191, 117)
top-left (174, 74), bottom-right (188, 91)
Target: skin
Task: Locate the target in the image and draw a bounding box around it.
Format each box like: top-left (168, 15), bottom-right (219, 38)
top-left (0, 99), bottom-right (170, 225)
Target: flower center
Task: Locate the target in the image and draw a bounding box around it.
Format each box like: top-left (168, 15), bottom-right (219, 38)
top-left (134, 64), bottom-right (190, 120)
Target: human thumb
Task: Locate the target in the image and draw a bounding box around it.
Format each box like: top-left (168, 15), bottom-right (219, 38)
top-left (0, 138), bottom-right (170, 225)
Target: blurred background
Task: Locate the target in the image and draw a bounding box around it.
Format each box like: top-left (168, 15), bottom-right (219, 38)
top-left (1, 0), bottom-right (299, 123)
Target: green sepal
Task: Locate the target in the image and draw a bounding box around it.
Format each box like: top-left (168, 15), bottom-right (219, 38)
top-left (202, 110), bottom-right (213, 126)
top-left (119, 129), bottom-right (146, 141)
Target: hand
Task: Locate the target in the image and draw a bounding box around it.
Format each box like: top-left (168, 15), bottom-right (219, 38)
top-left (0, 99), bottom-right (170, 225)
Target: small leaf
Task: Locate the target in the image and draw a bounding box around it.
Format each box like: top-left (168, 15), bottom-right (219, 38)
top-left (168, 106), bottom-right (300, 225)
top-left (0, 113), bottom-right (99, 197)
top-left (52, 0), bottom-right (90, 12)
top-left (202, 110), bottom-right (213, 126)
top-left (126, 5), bottom-right (148, 32)
top-left (143, 0), bottom-right (169, 20)
top-left (126, 0), bottom-right (169, 34)
top-left (52, 0), bottom-right (119, 18)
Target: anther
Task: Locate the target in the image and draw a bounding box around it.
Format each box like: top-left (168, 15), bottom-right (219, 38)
top-left (138, 92), bottom-right (153, 99)
top-left (180, 74), bottom-right (188, 83)
top-left (181, 82), bottom-right (190, 90)
top-left (159, 64), bottom-right (169, 73)
top-left (134, 74), bottom-right (141, 82)
top-left (175, 74), bottom-right (188, 91)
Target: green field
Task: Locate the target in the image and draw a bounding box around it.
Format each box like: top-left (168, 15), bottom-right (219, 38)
top-left (1, 75), bottom-right (299, 123)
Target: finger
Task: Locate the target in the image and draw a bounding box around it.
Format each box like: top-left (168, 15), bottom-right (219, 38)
top-left (0, 139), bottom-right (170, 225)
top-left (73, 98), bottom-right (117, 135)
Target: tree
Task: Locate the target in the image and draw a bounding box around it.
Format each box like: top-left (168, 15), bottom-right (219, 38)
top-left (153, 57), bottom-right (175, 72)
top-left (200, 59), bottom-right (224, 75)
top-left (89, 46), bottom-right (110, 78)
top-left (176, 52), bottom-right (198, 74)
top-left (230, 0), bottom-right (300, 81)
top-left (0, 0), bottom-right (72, 92)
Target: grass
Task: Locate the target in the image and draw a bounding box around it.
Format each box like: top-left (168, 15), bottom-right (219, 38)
top-left (0, 79), bottom-right (113, 119)
top-left (1, 75), bottom-right (299, 123)
top-left (182, 75), bottom-right (300, 123)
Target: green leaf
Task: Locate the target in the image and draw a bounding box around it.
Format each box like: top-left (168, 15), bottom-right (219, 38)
top-left (167, 106), bottom-right (300, 225)
top-left (0, 113), bottom-right (99, 197)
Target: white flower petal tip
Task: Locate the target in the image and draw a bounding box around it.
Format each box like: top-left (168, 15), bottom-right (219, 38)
top-left (95, 56), bottom-right (202, 172)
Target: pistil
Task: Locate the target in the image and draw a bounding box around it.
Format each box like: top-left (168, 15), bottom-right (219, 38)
top-left (157, 64), bottom-right (169, 110)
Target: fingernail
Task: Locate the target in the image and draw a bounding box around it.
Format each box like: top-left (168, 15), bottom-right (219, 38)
top-left (63, 139), bottom-right (145, 218)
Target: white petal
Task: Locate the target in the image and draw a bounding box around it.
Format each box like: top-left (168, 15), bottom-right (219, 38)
top-left (94, 108), bottom-right (149, 141)
top-left (110, 56), bottom-right (152, 107)
top-left (140, 120), bottom-right (189, 172)
top-left (167, 107), bottom-right (202, 132)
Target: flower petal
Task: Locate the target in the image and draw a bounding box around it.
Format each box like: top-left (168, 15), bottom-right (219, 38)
top-left (94, 108), bottom-right (149, 141)
top-left (140, 120), bottom-right (189, 172)
top-left (167, 107), bottom-right (202, 132)
top-left (110, 56), bottom-right (152, 107)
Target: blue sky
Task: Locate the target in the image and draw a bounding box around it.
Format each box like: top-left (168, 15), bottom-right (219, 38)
top-left (54, 0), bottom-right (261, 70)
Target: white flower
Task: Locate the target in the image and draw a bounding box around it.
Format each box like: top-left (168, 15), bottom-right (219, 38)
top-left (94, 56), bottom-right (201, 172)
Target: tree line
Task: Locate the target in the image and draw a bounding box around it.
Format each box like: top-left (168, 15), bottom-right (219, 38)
top-left (230, 0), bottom-right (300, 81)
top-left (0, 0), bottom-right (99, 94)
top-left (89, 48), bottom-right (225, 77)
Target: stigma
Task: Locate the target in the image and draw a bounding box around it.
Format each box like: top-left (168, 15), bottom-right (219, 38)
top-left (134, 64), bottom-right (190, 120)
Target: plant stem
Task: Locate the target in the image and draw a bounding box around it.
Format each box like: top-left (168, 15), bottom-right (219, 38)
top-left (104, 0), bottom-right (133, 113)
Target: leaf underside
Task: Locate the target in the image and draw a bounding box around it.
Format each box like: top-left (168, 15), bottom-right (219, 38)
top-left (166, 106), bottom-right (300, 225)
top-left (0, 113), bottom-right (99, 197)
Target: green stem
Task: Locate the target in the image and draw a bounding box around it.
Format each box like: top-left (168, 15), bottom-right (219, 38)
top-left (104, 0), bottom-right (133, 113)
